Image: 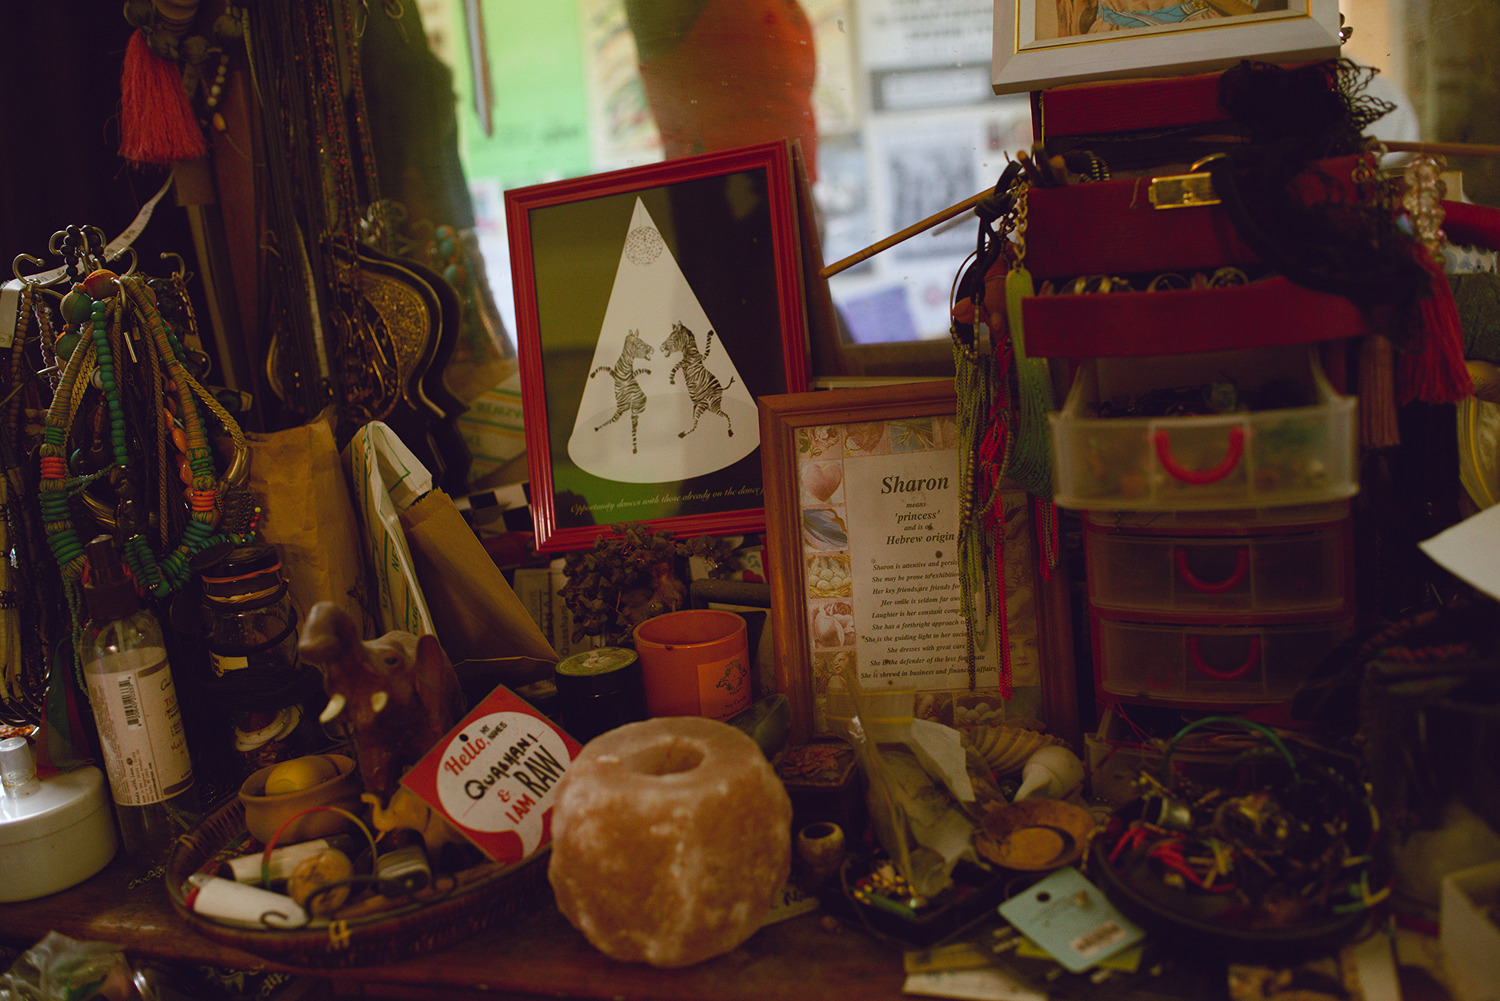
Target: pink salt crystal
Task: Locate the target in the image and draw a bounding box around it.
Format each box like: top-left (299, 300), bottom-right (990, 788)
top-left (547, 716), bottom-right (792, 968)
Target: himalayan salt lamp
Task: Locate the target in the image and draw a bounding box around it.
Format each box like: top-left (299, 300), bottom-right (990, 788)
top-left (548, 716), bottom-right (792, 968)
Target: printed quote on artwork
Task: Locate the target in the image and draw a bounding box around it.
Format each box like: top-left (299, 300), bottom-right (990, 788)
top-left (796, 415), bottom-right (1001, 713)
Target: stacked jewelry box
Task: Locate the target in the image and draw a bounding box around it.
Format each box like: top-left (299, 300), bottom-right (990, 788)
top-left (1022, 70), bottom-right (1376, 715)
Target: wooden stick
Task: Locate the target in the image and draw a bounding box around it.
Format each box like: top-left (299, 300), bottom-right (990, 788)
top-left (817, 140), bottom-right (1500, 282)
top-left (1384, 141), bottom-right (1500, 159)
top-left (819, 189), bottom-right (989, 279)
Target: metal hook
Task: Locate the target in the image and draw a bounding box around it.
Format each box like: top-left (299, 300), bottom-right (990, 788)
top-left (159, 252), bottom-right (189, 282)
top-left (111, 245), bottom-right (139, 277)
top-left (12, 254), bottom-right (49, 285)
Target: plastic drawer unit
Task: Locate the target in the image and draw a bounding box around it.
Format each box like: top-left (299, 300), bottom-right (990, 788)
top-left (1091, 615), bottom-right (1355, 706)
top-left (1049, 353), bottom-right (1358, 512)
top-left (1083, 505), bottom-right (1353, 619)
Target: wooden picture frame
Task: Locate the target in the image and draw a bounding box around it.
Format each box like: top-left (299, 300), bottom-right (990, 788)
top-left (507, 141), bottom-right (811, 553)
top-left (758, 381), bottom-right (1079, 745)
top-left (992, 0), bottom-right (1342, 96)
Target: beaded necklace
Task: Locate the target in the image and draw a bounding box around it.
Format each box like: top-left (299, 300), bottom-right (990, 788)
top-left (39, 270), bottom-right (247, 603)
top-left (0, 283), bottom-right (55, 722)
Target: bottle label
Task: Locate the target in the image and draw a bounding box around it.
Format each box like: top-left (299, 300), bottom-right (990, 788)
top-left (85, 649), bottom-right (193, 806)
top-left (209, 652), bottom-right (250, 676)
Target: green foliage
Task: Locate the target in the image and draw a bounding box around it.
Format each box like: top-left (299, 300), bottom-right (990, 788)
top-left (557, 523), bottom-right (737, 647)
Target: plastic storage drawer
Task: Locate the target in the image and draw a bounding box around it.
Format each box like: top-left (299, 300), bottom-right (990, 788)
top-left (1092, 615), bottom-right (1353, 705)
top-left (1084, 517), bottom-right (1351, 618)
top-left (1050, 358), bottom-right (1358, 512)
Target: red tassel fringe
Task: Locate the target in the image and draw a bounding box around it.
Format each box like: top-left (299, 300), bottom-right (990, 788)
top-left (1396, 247), bottom-right (1474, 405)
top-left (119, 29), bottom-right (207, 166)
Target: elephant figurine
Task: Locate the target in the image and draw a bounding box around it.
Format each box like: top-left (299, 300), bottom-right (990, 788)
top-left (298, 601), bottom-right (465, 803)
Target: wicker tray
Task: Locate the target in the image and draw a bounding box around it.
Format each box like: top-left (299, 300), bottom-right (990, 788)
top-left (165, 796), bottom-right (551, 968)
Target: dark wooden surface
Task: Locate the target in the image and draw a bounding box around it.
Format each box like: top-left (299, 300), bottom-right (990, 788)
top-left (0, 852), bottom-right (1242, 1001)
top-left (0, 853), bottom-right (914, 1001)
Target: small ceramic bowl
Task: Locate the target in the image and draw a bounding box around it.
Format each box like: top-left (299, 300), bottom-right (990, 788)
top-left (975, 799), bottom-right (1099, 872)
top-left (238, 754), bottom-right (363, 846)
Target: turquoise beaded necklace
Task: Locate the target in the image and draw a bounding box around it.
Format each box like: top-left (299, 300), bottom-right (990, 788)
top-left (40, 269), bottom-right (243, 601)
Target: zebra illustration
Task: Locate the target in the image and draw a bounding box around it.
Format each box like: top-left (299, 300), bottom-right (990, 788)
top-left (661, 321), bottom-right (736, 439)
top-left (590, 330), bottom-right (653, 453)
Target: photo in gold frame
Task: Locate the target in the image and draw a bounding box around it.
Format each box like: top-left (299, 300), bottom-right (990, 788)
top-left (758, 381), bottom-right (1079, 745)
top-left (992, 0), bottom-right (1342, 96)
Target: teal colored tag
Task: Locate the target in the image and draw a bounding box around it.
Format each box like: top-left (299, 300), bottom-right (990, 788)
top-left (997, 866), bottom-right (1143, 973)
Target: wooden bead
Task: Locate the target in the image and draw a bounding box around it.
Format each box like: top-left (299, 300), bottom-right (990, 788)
top-left (81, 269), bottom-right (118, 299)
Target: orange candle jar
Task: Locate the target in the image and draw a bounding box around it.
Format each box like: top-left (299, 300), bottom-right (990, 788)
top-left (632, 610), bottom-right (751, 721)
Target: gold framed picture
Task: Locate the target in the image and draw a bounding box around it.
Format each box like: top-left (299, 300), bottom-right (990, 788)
top-left (759, 381), bottom-right (1071, 743)
top-left (992, 0), bottom-right (1342, 95)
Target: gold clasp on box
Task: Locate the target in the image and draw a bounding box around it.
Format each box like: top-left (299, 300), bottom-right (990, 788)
top-left (1148, 173), bottom-right (1220, 210)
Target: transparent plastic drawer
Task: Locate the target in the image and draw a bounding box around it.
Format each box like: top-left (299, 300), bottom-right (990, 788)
top-left (1050, 353), bottom-right (1358, 512)
top-left (1084, 521), bottom-right (1350, 617)
top-left (1093, 616), bottom-right (1352, 705)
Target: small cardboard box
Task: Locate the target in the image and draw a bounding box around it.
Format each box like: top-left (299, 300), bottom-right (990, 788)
top-left (1442, 858), bottom-right (1500, 1001)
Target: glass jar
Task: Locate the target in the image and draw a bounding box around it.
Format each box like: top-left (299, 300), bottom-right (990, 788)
top-left (197, 543), bottom-right (314, 776)
top-left (198, 543), bottom-right (299, 678)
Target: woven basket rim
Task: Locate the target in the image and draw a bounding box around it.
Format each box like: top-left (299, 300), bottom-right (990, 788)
top-left (165, 793), bottom-right (550, 967)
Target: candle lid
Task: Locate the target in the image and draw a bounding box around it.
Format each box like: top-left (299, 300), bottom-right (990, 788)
top-left (555, 648), bottom-right (642, 698)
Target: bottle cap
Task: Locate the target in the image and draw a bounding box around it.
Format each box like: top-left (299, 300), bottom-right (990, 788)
top-left (198, 542), bottom-right (286, 604)
top-left (82, 535), bottom-right (139, 622)
top-left (0, 737), bottom-right (39, 796)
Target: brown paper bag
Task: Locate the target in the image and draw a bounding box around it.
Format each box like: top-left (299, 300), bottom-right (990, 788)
top-left (401, 488), bottom-right (558, 698)
top-left (246, 410), bottom-right (374, 637)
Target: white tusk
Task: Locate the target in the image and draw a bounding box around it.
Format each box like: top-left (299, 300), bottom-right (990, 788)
top-left (319, 693), bottom-right (347, 724)
top-left (371, 691), bottom-right (389, 713)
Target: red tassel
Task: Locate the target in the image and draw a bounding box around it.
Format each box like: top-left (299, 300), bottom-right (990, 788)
top-left (119, 29), bottom-right (207, 166)
top-left (1396, 247), bottom-right (1474, 405)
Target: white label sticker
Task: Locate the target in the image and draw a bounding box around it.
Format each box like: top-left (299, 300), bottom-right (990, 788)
top-left (85, 647), bottom-right (193, 806)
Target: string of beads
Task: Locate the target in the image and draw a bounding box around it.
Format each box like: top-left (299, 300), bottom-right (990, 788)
top-left (38, 269), bottom-right (241, 598)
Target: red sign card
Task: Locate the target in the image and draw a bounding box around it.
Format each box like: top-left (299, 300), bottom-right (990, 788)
top-left (400, 684), bottom-right (583, 864)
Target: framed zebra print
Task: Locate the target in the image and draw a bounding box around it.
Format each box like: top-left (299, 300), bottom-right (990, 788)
top-left (506, 141), bottom-right (812, 553)
top-left (992, 0), bottom-right (1340, 96)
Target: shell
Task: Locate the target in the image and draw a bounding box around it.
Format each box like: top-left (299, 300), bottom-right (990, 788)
top-left (961, 724), bottom-right (1068, 775)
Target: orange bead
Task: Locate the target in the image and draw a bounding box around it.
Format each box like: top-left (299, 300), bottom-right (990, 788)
top-left (80, 269), bottom-right (118, 299)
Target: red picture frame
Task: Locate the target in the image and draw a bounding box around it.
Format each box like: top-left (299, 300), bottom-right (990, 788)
top-left (507, 141), bottom-right (811, 553)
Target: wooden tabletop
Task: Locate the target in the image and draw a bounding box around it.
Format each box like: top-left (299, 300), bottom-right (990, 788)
top-left (0, 853), bottom-right (914, 1001)
top-left (0, 853), bottom-right (1230, 1001)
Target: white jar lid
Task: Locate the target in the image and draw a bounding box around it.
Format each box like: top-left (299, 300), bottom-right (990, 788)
top-left (0, 749), bottom-right (111, 848)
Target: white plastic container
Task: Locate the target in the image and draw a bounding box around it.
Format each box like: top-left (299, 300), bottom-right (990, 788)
top-left (1442, 859), bottom-right (1500, 1001)
top-left (1084, 515), bottom-right (1352, 616)
top-left (0, 737), bottom-right (117, 901)
top-left (1092, 615), bottom-right (1353, 705)
top-left (1049, 349), bottom-right (1358, 511)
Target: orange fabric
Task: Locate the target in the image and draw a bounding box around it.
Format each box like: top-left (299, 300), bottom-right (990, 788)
top-left (638, 0), bottom-right (818, 180)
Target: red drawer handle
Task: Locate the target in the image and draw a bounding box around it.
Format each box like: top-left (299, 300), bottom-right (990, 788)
top-left (1186, 635), bottom-right (1261, 680)
top-left (1153, 427), bottom-right (1245, 485)
top-left (1174, 547), bottom-right (1249, 594)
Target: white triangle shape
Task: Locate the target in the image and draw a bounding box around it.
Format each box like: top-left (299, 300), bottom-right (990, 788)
top-left (566, 198), bottom-right (760, 482)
